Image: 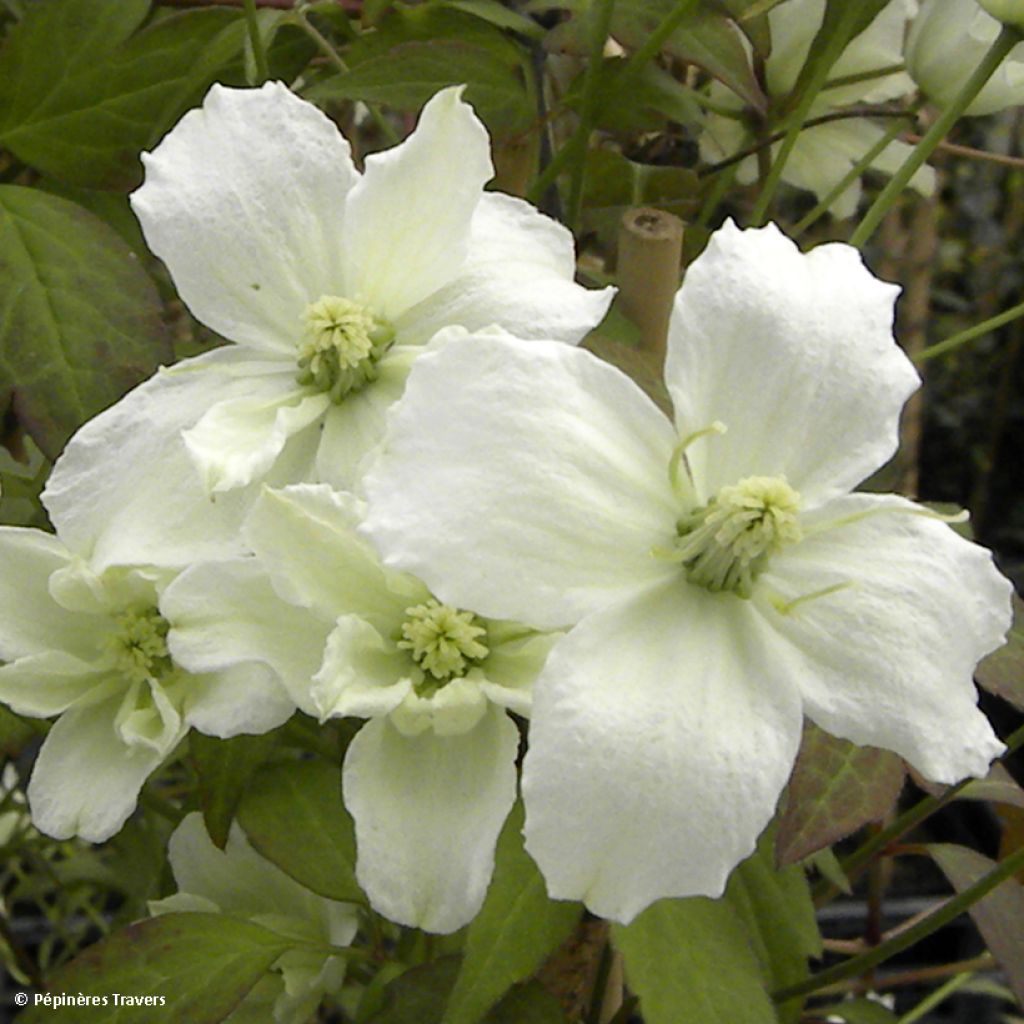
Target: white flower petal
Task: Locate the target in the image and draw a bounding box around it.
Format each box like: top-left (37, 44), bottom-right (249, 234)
top-left (363, 333), bottom-right (680, 630)
top-left (131, 82), bottom-right (357, 355)
top-left (522, 579), bottom-right (803, 923)
top-left (0, 528), bottom-right (94, 660)
top-left (164, 558), bottom-right (329, 716)
top-left (244, 485), bottom-right (419, 632)
top-left (43, 348), bottom-right (319, 571)
top-left (396, 193), bottom-right (614, 346)
top-left (341, 87), bottom-right (493, 319)
top-left (183, 386), bottom-right (329, 494)
top-left (185, 664), bottom-right (296, 739)
top-left (760, 493), bottom-right (1010, 783)
top-left (28, 695), bottom-right (177, 842)
top-left (311, 615), bottom-right (412, 721)
top-left (665, 221), bottom-right (918, 507)
top-left (0, 654), bottom-right (113, 718)
top-left (343, 709), bottom-right (518, 933)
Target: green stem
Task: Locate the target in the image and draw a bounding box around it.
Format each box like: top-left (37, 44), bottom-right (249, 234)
top-left (618, 0), bottom-right (701, 90)
top-left (750, 4), bottom-right (865, 225)
top-left (916, 298), bottom-right (1024, 363)
top-left (295, 13), bottom-right (399, 145)
top-left (243, 0), bottom-right (269, 84)
top-left (775, 843), bottom-right (1024, 1002)
top-left (793, 104), bottom-right (922, 237)
top-left (823, 63), bottom-right (905, 93)
top-left (565, 0), bottom-right (616, 231)
top-left (897, 971), bottom-right (975, 1024)
top-left (850, 24), bottom-right (1022, 248)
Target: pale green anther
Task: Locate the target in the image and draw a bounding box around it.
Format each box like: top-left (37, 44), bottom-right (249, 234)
top-left (674, 475), bottom-right (803, 597)
top-left (296, 295), bottom-right (395, 402)
top-left (399, 599), bottom-right (490, 687)
top-left (106, 607), bottom-right (173, 686)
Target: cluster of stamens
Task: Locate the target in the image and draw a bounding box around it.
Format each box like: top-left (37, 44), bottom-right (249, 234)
top-left (398, 599), bottom-right (490, 691)
top-left (673, 476), bottom-right (803, 597)
top-left (106, 607), bottom-right (173, 686)
top-left (297, 295), bottom-right (395, 402)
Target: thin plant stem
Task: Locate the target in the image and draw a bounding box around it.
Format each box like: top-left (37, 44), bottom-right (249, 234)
top-left (897, 970), bottom-right (975, 1024)
top-left (750, 4), bottom-right (866, 225)
top-left (774, 843), bottom-right (1024, 1002)
top-left (823, 63), bottom-right (906, 93)
top-left (916, 298), bottom-right (1024, 362)
top-left (243, 0), bottom-right (270, 84)
top-left (565, 0), bottom-right (616, 230)
top-left (792, 105), bottom-right (922, 237)
top-left (850, 24), bottom-right (1022, 247)
top-left (294, 13), bottom-right (400, 145)
top-left (815, 954), bottom-right (995, 996)
top-left (618, 0), bottom-right (702, 91)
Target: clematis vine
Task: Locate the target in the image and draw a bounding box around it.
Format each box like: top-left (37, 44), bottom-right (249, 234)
top-left (362, 221), bottom-right (1012, 923)
top-left (161, 485), bottom-right (557, 933)
top-left (41, 82), bottom-right (613, 572)
top-left (150, 813), bottom-right (358, 1024)
top-left (700, 0), bottom-right (933, 218)
top-left (0, 523), bottom-right (296, 843)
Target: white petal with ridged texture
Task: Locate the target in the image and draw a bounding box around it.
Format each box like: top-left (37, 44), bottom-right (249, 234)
top-left (362, 333), bottom-right (680, 630)
top-left (43, 347), bottom-right (319, 571)
top-left (28, 694), bottom-right (179, 842)
top-left (759, 493), bottom-right (1010, 783)
top-left (0, 654), bottom-right (114, 718)
top-left (184, 663), bottom-right (296, 739)
top-left (0, 528), bottom-right (94, 660)
top-left (163, 558), bottom-right (329, 717)
top-left (340, 87), bottom-right (492, 320)
top-left (397, 193), bottom-right (614, 346)
top-left (665, 221), bottom-right (917, 507)
top-left (131, 82), bottom-right (357, 355)
top-left (344, 708), bottom-right (518, 933)
top-left (522, 578), bottom-right (803, 923)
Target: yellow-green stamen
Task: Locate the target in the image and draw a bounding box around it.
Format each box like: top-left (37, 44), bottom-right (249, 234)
top-left (399, 599), bottom-right (489, 688)
top-left (106, 607), bottom-right (173, 686)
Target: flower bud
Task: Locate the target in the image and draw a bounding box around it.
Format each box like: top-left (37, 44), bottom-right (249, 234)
top-left (978, 0), bottom-right (1024, 30)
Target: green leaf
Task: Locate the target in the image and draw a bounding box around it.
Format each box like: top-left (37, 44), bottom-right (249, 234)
top-left (0, 704), bottom-right (37, 756)
top-left (930, 843), bottom-right (1024, 1006)
top-left (309, 38), bottom-right (532, 133)
top-left (775, 721), bottom-right (904, 866)
top-left (480, 982), bottom-right (566, 1024)
top-left (236, 758), bottom-right (364, 905)
top-left (726, 834), bottom-right (821, 1023)
top-left (814, 998), bottom-right (899, 1023)
top-left (0, 0), bottom-right (248, 190)
top-left (612, 897), bottom-right (778, 1024)
top-left (976, 592), bottom-right (1024, 711)
top-left (190, 730), bottom-right (281, 850)
top-left (955, 763), bottom-right (1024, 811)
top-left (443, 0), bottom-right (545, 39)
top-left (443, 802), bottom-right (581, 1024)
top-left (0, 186), bottom-right (171, 459)
top-left (19, 913), bottom-right (292, 1024)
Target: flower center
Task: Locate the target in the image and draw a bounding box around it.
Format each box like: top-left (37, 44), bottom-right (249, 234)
top-left (398, 599), bottom-right (490, 688)
top-left (106, 607), bottom-right (173, 686)
top-left (674, 475), bottom-right (803, 597)
top-left (296, 295), bottom-right (395, 402)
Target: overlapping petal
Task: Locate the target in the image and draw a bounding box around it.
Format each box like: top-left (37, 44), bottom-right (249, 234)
top-left (184, 663), bottom-right (297, 739)
top-left (343, 708), bottom-right (519, 933)
top-left (131, 81), bottom-right (357, 355)
top-left (760, 493), bottom-right (1010, 782)
top-left (665, 222), bottom-right (918, 506)
top-left (362, 333), bottom-right (680, 630)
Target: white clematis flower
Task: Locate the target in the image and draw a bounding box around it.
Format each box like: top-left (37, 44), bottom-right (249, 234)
top-left (361, 221), bottom-right (1012, 923)
top-left (907, 0), bottom-right (1024, 116)
top-left (151, 813), bottom-right (358, 1024)
top-left (0, 526), bottom-right (295, 843)
top-left (41, 82), bottom-right (613, 572)
top-left (162, 484), bottom-right (557, 933)
top-left (700, 0), bottom-right (934, 218)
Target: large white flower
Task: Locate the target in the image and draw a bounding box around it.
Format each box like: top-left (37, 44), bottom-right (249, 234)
top-left (42, 82), bottom-right (613, 571)
top-left (700, 0), bottom-right (933, 218)
top-left (151, 813), bottom-right (358, 1024)
top-left (361, 221), bottom-right (1012, 923)
top-left (162, 485), bottom-right (556, 933)
top-left (0, 526), bottom-right (295, 842)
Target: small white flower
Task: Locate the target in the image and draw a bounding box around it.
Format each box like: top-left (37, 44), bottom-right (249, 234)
top-left (362, 220), bottom-right (1012, 923)
top-left (700, 0), bottom-right (933, 218)
top-left (0, 525), bottom-right (295, 842)
top-left (162, 485), bottom-right (556, 933)
top-left (151, 813), bottom-right (358, 1024)
top-left (42, 83), bottom-right (613, 573)
top-left (907, 0), bottom-right (1024, 116)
